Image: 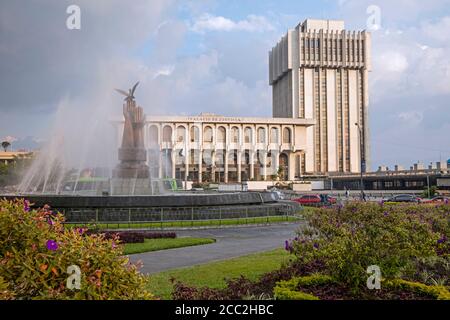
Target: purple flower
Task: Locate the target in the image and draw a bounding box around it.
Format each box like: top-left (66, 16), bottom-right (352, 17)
top-left (313, 242), bottom-right (319, 249)
top-left (383, 211), bottom-right (389, 217)
top-left (284, 240), bottom-right (294, 253)
top-left (24, 200), bottom-right (30, 212)
top-left (75, 227), bottom-right (86, 235)
top-left (46, 240), bottom-right (58, 251)
top-left (437, 235), bottom-right (447, 244)
top-left (284, 240), bottom-right (290, 251)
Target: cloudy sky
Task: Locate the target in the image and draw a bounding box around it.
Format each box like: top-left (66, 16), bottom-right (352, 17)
top-left (1, 0), bottom-right (450, 170)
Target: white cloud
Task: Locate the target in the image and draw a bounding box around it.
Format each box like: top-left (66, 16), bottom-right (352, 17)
top-left (421, 16), bottom-right (450, 42)
top-left (378, 51), bottom-right (409, 73)
top-left (397, 111), bottom-right (423, 126)
top-left (191, 14), bottom-right (274, 33)
top-left (3, 136), bottom-right (17, 143)
top-left (152, 65), bottom-right (175, 78)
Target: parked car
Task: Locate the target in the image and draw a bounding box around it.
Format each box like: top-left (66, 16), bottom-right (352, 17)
top-left (271, 189), bottom-right (285, 200)
top-left (293, 194), bottom-right (336, 206)
top-left (385, 194), bottom-right (422, 203)
top-left (320, 194), bottom-right (337, 204)
top-left (421, 196), bottom-right (449, 204)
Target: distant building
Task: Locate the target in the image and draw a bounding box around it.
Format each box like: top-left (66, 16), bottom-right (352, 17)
top-left (113, 114), bottom-right (314, 182)
top-left (0, 151), bottom-right (34, 165)
top-left (329, 160), bottom-right (450, 191)
top-left (269, 19), bottom-right (371, 174)
top-left (113, 19), bottom-right (372, 183)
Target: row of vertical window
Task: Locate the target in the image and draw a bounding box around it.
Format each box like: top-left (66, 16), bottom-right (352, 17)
top-left (300, 36), bottom-right (365, 64)
top-left (148, 126), bottom-right (293, 145)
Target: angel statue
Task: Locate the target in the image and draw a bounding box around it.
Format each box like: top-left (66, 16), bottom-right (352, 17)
top-left (115, 82), bottom-right (145, 149)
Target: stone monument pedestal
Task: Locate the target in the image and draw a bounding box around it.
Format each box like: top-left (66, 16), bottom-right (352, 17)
top-left (113, 147), bottom-right (150, 179)
top-left (112, 147), bottom-right (152, 195)
top-left (111, 177), bottom-right (152, 195)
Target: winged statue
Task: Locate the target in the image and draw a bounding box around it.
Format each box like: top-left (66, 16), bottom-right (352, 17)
top-left (115, 82), bottom-right (139, 102)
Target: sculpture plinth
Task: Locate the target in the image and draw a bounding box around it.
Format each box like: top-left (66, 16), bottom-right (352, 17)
top-left (113, 99), bottom-right (149, 179)
top-left (112, 83), bottom-right (152, 195)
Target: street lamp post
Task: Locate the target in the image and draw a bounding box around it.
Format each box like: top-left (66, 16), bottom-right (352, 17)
top-left (355, 123), bottom-right (365, 201)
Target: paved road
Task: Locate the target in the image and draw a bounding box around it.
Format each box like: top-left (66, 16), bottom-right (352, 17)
top-left (128, 223), bottom-right (302, 274)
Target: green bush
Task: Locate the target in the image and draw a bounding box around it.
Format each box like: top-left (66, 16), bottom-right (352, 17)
top-left (290, 202), bottom-right (449, 292)
top-left (383, 279), bottom-right (450, 300)
top-left (273, 275), bottom-right (450, 300)
top-left (0, 199), bottom-right (153, 300)
top-left (274, 274), bottom-right (334, 300)
top-left (421, 186), bottom-right (438, 198)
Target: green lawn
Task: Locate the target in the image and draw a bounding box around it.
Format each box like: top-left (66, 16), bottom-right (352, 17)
top-left (66, 215), bottom-right (300, 230)
top-left (123, 237), bottom-right (215, 255)
top-left (146, 248), bottom-right (291, 299)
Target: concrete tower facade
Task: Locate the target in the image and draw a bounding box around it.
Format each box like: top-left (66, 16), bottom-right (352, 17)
top-left (269, 19), bottom-right (371, 174)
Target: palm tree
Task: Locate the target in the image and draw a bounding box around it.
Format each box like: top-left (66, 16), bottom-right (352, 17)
top-left (1, 141), bottom-right (11, 152)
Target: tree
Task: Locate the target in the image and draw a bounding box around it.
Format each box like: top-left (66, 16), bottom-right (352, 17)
top-left (421, 185), bottom-right (438, 199)
top-left (277, 166), bottom-right (286, 181)
top-left (1, 141), bottom-right (10, 152)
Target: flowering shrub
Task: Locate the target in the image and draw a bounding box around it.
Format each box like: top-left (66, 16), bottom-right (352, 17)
top-left (86, 231), bottom-right (177, 244)
top-left (171, 260), bottom-right (326, 300)
top-left (273, 275), bottom-right (450, 300)
top-left (289, 202), bottom-right (449, 292)
top-left (171, 202), bottom-right (449, 300)
top-left (0, 199), bottom-right (153, 300)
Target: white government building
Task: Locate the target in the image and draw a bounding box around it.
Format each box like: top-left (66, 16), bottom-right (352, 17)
top-left (115, 19), bottom-right (371, 184)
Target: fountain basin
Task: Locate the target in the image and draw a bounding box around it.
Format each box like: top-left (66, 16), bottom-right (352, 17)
top-left (3, 192), bottom-right (279, 208)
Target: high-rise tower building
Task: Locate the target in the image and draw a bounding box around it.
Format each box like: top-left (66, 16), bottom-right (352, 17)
top-left (269, 19), bottom-right (371, 174)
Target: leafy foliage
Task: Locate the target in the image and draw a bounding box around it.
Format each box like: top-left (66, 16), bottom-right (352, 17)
top-left (170, 259), bottom-right (325, 300)
top-left (171, 202), bottom-right (449, 300)
top-left (274, 274), bottom-right (334, 300)
top-left (421, 185), bottom-right (438, 198)
top-left (0, 199), bottom-right (153, 299)
top-left (288, 202), bottom-right (449, 292)
top-left (84, 230), bottom-right (177, 244)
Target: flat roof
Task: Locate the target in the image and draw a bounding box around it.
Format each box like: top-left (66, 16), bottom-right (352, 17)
top-left (0, 151), bottom-right (33, 160)
top-left (299, 19), bottom-right (345, 31)
top-left (112, 115), bottom-right (315, 126)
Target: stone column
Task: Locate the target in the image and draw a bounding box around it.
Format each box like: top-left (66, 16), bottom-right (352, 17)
top-left (237, 150), bottom-right (242, 183)
top-left (185, 149), bottom-right (190, 181)
top-left (158, 151), bottom-right (163, 179)
top-left (211, 150), bottom-right (216, 182)
top-left (263, 150), bottom-right (267, 181)
top-left (274, 150), bottom-right (280, 179)
top-left (198, 149), bottom-right (203, 183)
top-left (171, 149), bottom-right (176, 179)
top-left (224, 150), bottom-right (229, 183)
top-left (250, 151), bottom-right (255, 180)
